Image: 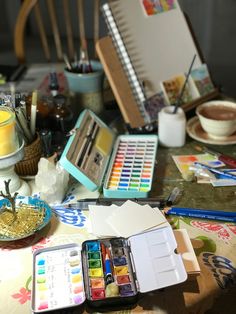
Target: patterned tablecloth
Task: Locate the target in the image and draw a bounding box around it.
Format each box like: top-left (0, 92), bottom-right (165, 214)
top-left (0, 183), bottom-right (236, 314)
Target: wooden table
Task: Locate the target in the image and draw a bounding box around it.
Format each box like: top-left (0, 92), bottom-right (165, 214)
top-left (1, 64), bottom-right (236, 312)
top-left (153, 136), bottom-right (236, 212)
top-left (1, 134), bottom-right (236, 314)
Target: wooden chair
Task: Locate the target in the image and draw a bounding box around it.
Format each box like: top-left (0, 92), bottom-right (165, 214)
top-left (14, 0), bottom-right (101, 64)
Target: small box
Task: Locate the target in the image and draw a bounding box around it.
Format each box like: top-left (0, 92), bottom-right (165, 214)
top-left (31, 226), bottom-right (187, 312)
top-left (59, 109), bottom-right (158, 198)
top-left (174, 229), bottom-right (201, 279)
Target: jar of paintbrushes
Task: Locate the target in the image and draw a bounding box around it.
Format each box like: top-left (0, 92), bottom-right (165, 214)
top-left (63, 48), bottom-right (105, 115)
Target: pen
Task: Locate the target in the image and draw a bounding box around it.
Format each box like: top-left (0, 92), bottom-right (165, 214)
top-left (194, 162), bottom-right (236, 180)
top-left (166, 187), bottom-right (182, 206)
top-left (65, 187), bottom-right (181, 210)
top-left (66, 198), bottom-right (165, 210)
top-left (166, 207), bottom-right (236, 223)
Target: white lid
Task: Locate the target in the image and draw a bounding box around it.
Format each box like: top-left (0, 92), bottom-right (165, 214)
top-left (129, 226), bottom-right (187, 293)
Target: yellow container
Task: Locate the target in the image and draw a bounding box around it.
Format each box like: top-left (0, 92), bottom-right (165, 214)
top-left (0, 107), bottom-right (18, 156)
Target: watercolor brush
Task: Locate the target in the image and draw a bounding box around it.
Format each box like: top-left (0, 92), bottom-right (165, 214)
top-left (30, 90), bottom-right (37, 138)
top-left (63, 53), bottom-right (72, 71)
top-left (173, 54), bottom-right (196, 114)
top-left (60, 198), bottom-right (164, 210)
top-left (194, 162), bottom-right (236, 180)
top-left (194, 145), bottom-right (236, 168)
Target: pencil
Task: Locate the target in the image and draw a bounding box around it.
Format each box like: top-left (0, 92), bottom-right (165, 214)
top-left (166, 207), bottom-right (236, 222)
top-left (167, 207), bottom-right (236, 217)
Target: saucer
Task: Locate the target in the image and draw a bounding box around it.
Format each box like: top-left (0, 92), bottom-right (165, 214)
top-left (186, 116), bottom-right (236, 145)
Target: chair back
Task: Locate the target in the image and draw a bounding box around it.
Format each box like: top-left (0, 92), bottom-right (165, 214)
top-left (14, 0), bottom-right (102, 64)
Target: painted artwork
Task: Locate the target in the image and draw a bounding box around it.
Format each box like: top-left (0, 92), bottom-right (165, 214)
top-left (142, 0), bottom-right (176, 16)
top-left (161, 74), bottom-right (193, 106)
top-left (190, 64), bottom-right (215, 96)
top-left (144, 91), bottom-right (167, 121)
top-left (172, 154), bottom-right (224, 177)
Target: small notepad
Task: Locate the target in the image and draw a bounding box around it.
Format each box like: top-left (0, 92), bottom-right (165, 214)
top-left (106, 200), bottom-right (168, 238)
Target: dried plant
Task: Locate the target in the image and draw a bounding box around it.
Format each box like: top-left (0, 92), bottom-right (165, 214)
top-left (0, 179), bottom-right (18, 218)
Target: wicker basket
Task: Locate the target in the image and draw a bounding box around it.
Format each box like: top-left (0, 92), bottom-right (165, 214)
top-left (15, 134), bottom-right (42, 176)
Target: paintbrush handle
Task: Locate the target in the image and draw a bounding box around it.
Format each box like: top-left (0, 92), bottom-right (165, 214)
top-left (218, 155), bottom-right (236, 168)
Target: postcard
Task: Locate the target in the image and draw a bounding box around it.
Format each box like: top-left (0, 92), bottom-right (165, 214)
top-left (190, 64), bottom-right (215, 96)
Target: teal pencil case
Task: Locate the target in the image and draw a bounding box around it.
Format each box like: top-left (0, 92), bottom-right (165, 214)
top-left (59, 110), bottom-right (158, 198)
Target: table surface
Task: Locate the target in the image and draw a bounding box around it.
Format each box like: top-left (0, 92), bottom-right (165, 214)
top-left (0, 64), bottom-right (236, 314)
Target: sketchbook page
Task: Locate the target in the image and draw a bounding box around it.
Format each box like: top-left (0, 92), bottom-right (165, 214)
top-left (89, 204), bottom-right (120, 237)
top-left (109, 0), bottom-right (202, 99)
top-left (106, 200), bottom-right (168, 238)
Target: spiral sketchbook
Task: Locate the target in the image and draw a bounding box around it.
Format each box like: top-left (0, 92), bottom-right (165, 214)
top-left (96, 0), bottom-right (218, 129)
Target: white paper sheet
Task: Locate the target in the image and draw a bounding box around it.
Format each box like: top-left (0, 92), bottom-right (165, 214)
top-left (106, 200), bottom-right (168, 238)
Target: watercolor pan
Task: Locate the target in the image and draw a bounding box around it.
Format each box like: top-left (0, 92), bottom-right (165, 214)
top-left (32, 227), bottom-right (188, 312)
top-left (60, 110), bottom-right (158, 198)
top-left (81, 226), bottom-right (187, 308)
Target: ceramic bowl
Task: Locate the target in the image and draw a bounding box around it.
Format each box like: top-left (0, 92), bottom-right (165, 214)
top-left (196, 100), bottom-right (236, 139)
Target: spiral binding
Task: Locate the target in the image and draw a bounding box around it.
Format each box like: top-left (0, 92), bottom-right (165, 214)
top-left (102, 3), bottom-right (150, 124)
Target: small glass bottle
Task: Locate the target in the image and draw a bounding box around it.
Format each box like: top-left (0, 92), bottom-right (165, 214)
top-left (49, 94), bottom-right (73, 133)
top-left (158, 106), bottom-right (186, 147)
top-left (0, 106), bottom-right (19, 156)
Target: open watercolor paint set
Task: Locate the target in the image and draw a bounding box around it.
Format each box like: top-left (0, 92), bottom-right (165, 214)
top-left (59, 109), bottom-right (158, 198)
top-left (31, 226), bottom-right (188, 312)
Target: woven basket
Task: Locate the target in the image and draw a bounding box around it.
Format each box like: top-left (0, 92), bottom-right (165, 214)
top-left (15, 134), bottom-right (42, 176)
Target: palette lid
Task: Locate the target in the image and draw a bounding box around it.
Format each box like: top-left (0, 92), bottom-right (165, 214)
top-left (129, 226), bottom-right (187, 293)
top-left (31, 243), bottom-right (86, 313)
top-left (60, 110), bottom-right (115, 191)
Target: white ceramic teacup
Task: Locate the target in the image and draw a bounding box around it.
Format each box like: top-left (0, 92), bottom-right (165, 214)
top-left (196, 100), bottom-right (236, 139)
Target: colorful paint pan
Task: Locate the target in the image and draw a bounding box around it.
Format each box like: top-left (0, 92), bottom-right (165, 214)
top-left (82, 238), bottom-right (137, 302)
top-left (104, 135), bottom-right (157, 198)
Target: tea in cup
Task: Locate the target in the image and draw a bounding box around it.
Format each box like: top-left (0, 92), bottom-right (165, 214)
top-left (196, 101), bottom-right (236, 138)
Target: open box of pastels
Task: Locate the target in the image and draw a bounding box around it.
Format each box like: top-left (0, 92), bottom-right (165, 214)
top-left (59, 109), bottom-right (158, 198)
top-left (31, 226), bottom-right (187, 312)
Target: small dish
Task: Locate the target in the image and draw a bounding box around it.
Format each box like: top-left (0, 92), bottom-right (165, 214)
top-left (186, 116), bottom-right (236, 145)
top-left (0, 197), bottom-right (52, 241)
